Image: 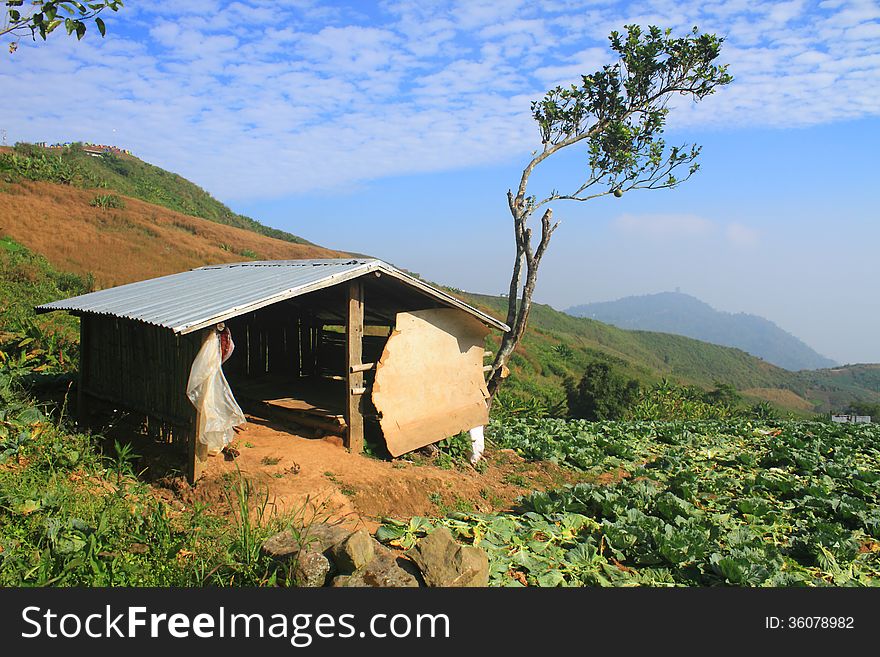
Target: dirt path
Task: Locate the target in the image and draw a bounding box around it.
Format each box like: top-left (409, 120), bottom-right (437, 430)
top-left (157, 414), bottom-right (582, 532)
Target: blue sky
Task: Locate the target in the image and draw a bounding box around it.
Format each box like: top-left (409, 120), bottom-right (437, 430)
top-left (2, 0), bottom-right (879, 364)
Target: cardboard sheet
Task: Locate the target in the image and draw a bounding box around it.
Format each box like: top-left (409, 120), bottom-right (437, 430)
top-left (372, 309), bottom-right (490, 457)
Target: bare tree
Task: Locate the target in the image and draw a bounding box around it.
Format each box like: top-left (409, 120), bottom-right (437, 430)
top-left (486, 25), bottom-right (733, 399)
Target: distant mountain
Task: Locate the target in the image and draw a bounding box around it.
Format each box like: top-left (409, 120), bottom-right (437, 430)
top-left (566, 292), bottom-right (837, 371)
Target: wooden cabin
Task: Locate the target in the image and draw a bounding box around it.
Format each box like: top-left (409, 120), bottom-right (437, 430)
top-left (37, 259), bottom-right (508, 482)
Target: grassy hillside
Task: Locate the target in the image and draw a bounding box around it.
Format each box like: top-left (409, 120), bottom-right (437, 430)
top-left (0, 142), bottom-right (311, 245)
top-left (460, 293), bottom-right (880, 414)
top-left (0, 180), bottom-right (343, 288)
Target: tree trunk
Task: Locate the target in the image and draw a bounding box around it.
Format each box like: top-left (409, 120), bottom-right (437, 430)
top-left (487, 207), bottom-right (556, 401)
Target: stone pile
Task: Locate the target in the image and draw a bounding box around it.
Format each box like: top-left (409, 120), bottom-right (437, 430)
top-left (261, 524), bottom-right (488, 587)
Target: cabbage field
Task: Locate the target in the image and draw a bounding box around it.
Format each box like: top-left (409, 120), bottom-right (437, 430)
top-left (380, 419), bottom-right (880, 586)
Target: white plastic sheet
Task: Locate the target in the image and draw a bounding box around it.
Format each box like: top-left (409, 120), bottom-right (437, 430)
top-left (186, 330), bottom-right (246, 455)
top-left (468, 425), bottom-right (485, 464)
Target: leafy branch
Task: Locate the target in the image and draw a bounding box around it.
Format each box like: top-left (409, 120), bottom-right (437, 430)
top-left (3, 1), bottom-right (124, 53)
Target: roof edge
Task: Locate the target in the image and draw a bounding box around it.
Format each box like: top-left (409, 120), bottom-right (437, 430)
top-left (374, 263), bottom-right (509, 332)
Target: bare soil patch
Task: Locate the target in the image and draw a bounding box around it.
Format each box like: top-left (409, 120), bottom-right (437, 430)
top-left (147, 414), bottom-right (586, 532)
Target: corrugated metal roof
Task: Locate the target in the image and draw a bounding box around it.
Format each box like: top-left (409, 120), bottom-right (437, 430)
top-left (36, 258), bottom-right (509, 334)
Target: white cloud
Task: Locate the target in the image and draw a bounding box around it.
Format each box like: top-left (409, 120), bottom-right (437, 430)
top-left (613, 214), bottom-right (761, 248)
top-left (533, 47), bottom-right (609, 86)
top-left (725, 223), bottom-right (760, 248)
top-left (612, 213), bottom-right (713, 238)
top-left (3, 0), bottom-right (880, 199)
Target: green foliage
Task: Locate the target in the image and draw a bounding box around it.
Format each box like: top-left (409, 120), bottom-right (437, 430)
top-left (0, 238), bottom-right (90, 386)
top-left (750, 400), bottom-right (779, 421)
top-left (490, 24), bottom-right (731, 401)
top-left (532, 25), bottom-right (731, 196)
top-left (490, 388), bottom-right (565, 421)
top-left (215, 470), bottom-right (273, 582)
top-left (0, 148), bottom-right (78, 183)
top-left (467, 292), bottom-right (878, 416)
top-left (472, 294), bottom-right (775, 397)
top-left (433, 432), bottom-right (473, 469)
top-left (488, 417), bottom-right (656, 472)
top-left (846, 402), bottom-right (880, 418)
top-left (375, 517), bottom-right (435, 550)
top-left (628, 378), bottom-right (735, 421)
top-left (0, 405), bottom-right (204, 585)
top-left (89, 193), bottom-right (125, 210)
top-left (391, 418), bottom-right (880, 586)
top-left (3, 2), bottom-right (123, 53)
top-left (705, 381), bottom-right (742, 406)
top-left (553, 343), bottom-right (574, 360)
top-left (567, 362), bottom-right (640, 420)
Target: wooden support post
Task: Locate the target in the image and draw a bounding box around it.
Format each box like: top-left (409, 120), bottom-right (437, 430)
top-left (290, 314), bottom-right (301, 375)
top-left (345, 279), bottom-right (365, 453)
top-left (187, 408), bottom-right (208, 484)
top-left (186, 330), bottom-right (210, 485)
top-left (300, 312), bottom-right (314, 377)
top-left (77, 316), bottom-right (91, 427)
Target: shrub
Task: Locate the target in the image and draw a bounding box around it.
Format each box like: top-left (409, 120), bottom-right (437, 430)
top-left (567, 362), bottom-right (640, 421)
top-left (90, 194), bottom-right (126, 210)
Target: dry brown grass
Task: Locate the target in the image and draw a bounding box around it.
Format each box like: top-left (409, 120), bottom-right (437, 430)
top-left (0, 180), bottom-right (345, 287)
top-left (742, 387), bottom-right (816, 412)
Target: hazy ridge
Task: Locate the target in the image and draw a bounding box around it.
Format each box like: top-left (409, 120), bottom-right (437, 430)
top-left (567, 292), bottom-right (837, 371)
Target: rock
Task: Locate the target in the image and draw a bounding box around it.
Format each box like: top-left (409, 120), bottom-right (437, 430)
top-left (261, 531), bottom-right (301, 559)
top-left (453, 545), bottom-right (489, 586)
top-left (292, 551), bottom-right (330, 587)
top-left (262, 523), bottom-right (351, 560)
top-left (337, 547), bottom-right (419, 588)
top-left (411, 527), bottom-right (489, 587)
top-left (261, 523), bottom-right (422, 587)
top-left (395, 556), bottom-right (427, 586)
top-left (330, 530), bottom-right (375, 574)
top-left (345, 561), bottom-right (419, 587)
top-left (304, 523), bottom-right (353, 552)
top-left (417, 443), bottom-right (439, 457)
